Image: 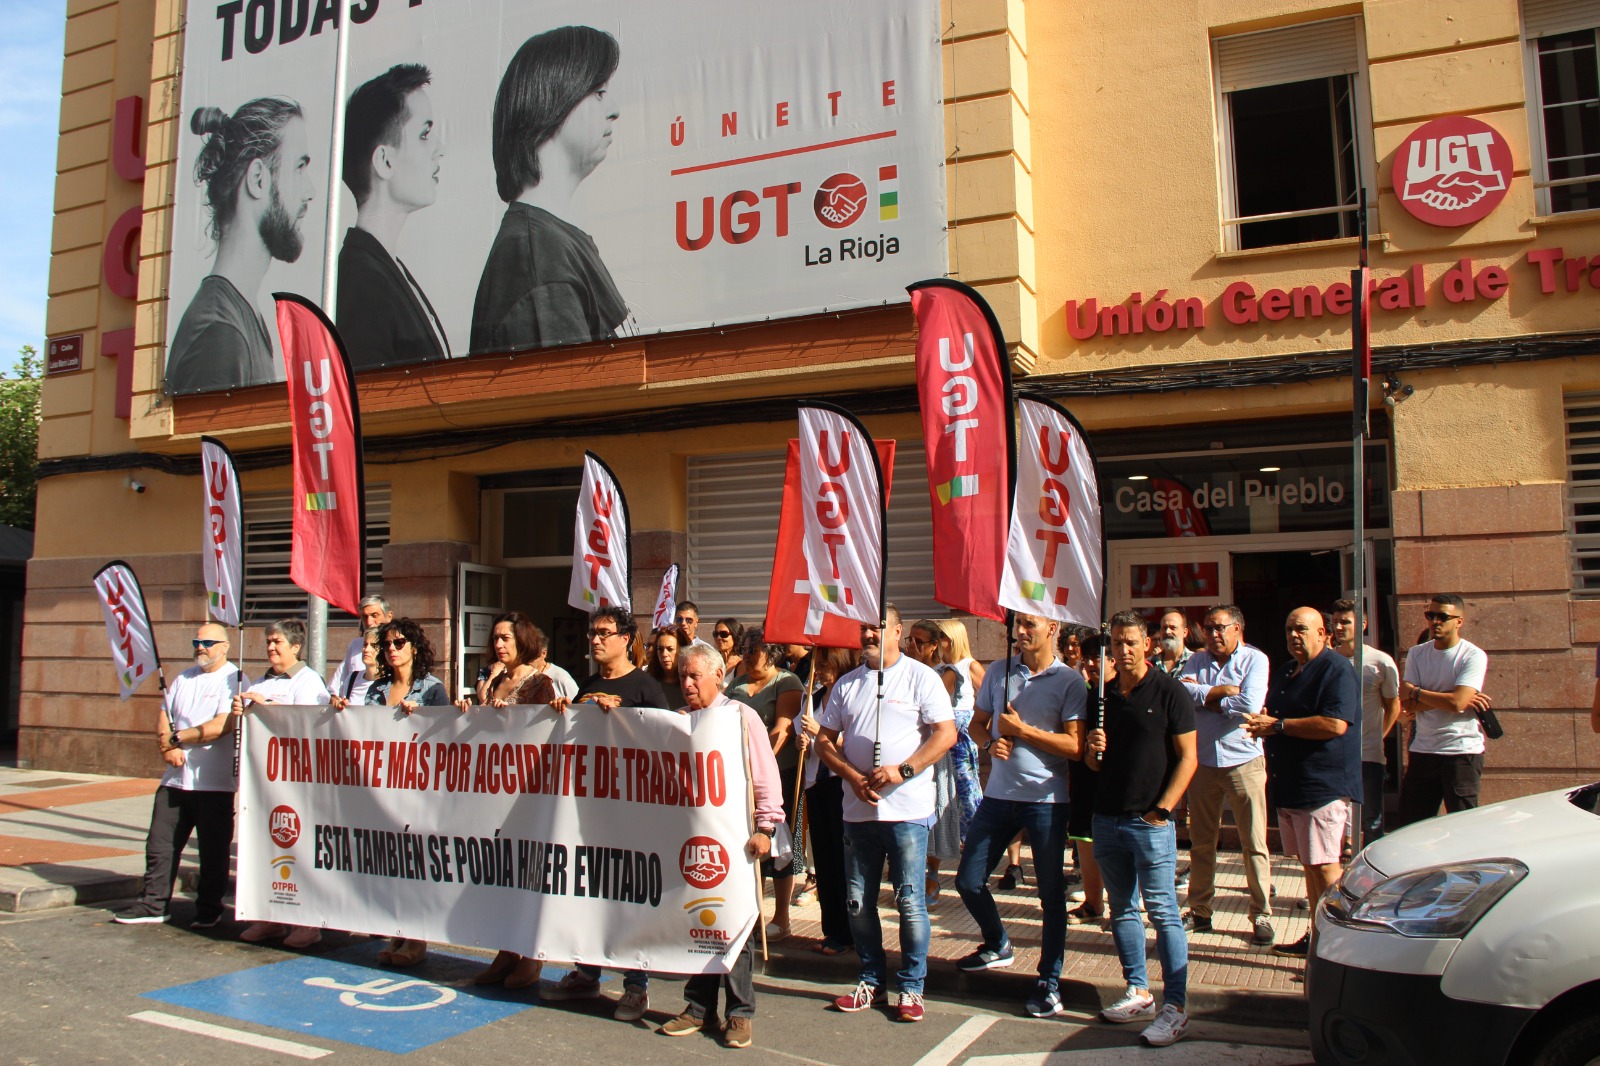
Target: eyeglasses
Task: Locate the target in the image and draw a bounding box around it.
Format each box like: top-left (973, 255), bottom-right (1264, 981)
top-left (908, 636), bottom-right (934, 648)
top-left (714, 630), bottom-right (732, 640)
top-left (192, 639), bottom-right (225, 649)
top-left (588, 628), bottom-right (622, 639)
top-left (1201, 623), bottom-right (1236, 634)
top-left (675, 616), bottom-right (695, 625)
top-left (1423, 611), bottom-right (1462, 623)
top-left (383, 638), bottom-right (409, 650)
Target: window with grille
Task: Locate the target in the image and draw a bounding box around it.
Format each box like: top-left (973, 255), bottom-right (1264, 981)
top-left (1525, 1), bottom-right (1600, 214)
top-left (1214, 17), bottom-right (1375, 250)
top-left (240, 485), bottom-right (391, 623)
top-left (686, 445), bottom-right (939, 625)
top-left (1565, 393), bottom-right (1600, 595)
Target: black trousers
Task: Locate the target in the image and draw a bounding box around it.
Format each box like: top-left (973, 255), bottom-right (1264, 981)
top-left (1398, 751), bottom-right (1483, 826)
top-left (137, 786), bottom-right (235, 917)
top-left (684, 920), bottom-right (756, 1020)
top-left (806, 775), bottom-right (852, 946)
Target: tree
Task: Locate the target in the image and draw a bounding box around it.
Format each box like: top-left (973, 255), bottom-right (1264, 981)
top-left (0, 345), bottom-right (41, 530)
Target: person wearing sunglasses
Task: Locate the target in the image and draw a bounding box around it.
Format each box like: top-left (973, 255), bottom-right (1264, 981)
top-left (542, 606), bottom-right (669, 1022)
top-left (232, 618), bottom-right (332, 949)
top-left (1396, 594), bottom-right (1493, 826)
top-left (362, 617), bottom-right (451, 967)
top-left (713, 618), bottom-right (745, 684)
top-left (113, 623), bottom-right (243, 929)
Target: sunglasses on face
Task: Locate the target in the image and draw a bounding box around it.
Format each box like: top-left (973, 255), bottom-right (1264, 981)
top-left (1423, 611), bottom-right (1462, 623)
top-left (193, 639), bottom-right (225, 649)
top-left (714, 630), bottom-right (732, 640)
top-left (384, 638), bottom-right (409, 650)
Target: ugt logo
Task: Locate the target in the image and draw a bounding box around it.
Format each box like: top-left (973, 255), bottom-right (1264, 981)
top-left (1393, 116), bottom-right (1512, 228)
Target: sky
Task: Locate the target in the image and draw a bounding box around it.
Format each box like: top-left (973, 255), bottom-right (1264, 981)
top-left (0, 0), bottom-right (66, 372)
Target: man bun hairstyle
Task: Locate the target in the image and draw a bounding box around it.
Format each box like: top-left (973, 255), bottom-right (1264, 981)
top-left (491, 25), bottom-right (619, 202)
top-left (191, 97), bottom-right (304, 241)
top-left (343, 63), bottom-right (432, 205)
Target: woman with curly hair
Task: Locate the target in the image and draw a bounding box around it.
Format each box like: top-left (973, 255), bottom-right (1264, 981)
top-left (366, 617), bottom-right (450, 966)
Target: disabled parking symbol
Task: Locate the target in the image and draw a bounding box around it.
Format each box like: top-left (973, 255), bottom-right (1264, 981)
top-left (303, 974), bottom-right (459, 1012)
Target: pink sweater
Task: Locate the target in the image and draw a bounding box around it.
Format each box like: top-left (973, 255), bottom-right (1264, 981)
top-left (692, 695), bottom-right (785, 829)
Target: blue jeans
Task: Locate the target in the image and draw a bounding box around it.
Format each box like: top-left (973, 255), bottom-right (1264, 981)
top-left (843, 820), bottom-right (931, 994)
top-left (1361, 761), bottom-right (1385, 846)
top-left (955, 798), bottom-right (1069, 986)
top-left (575, 965), bottom-right (647, 990)
top-left (1092, 813), bottom-right (1187, 1009)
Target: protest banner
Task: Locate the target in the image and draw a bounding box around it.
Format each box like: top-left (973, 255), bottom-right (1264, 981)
top-left (237, 701), bottom-right (758, 973)
top-left (569, 451), bottom-right (632, 612)
top-left (199, 436), bottom-right (244, 627)
top-left (92, 561), bottom-right (162, 699)
top-left (653, 563), bottom-right (680, 630)
top-left (796, 404), bottom-right (888, 627)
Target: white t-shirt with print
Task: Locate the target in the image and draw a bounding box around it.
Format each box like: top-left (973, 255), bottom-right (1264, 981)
top-left (1403, 639), bottom-right (1488, 756)
top-left (818, 654), bottom-right (954, 822)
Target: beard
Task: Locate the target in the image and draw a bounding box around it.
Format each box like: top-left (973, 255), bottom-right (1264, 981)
top-left (259, 183), bottom-right (305, 263)
top-left (1158, 635), bottom-right (1183, 656)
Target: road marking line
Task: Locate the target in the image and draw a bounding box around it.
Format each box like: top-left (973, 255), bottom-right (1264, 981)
top-left (129, 1010), bottom-right (332, 1059)
top-left (914, 1014), bottom-right (997, 1066)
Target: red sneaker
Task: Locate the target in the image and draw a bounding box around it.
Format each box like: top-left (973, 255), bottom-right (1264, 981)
top-left (832, 982), bottom-right (884, 1012)
top-left (896, 991), bottom-right (925, 1022)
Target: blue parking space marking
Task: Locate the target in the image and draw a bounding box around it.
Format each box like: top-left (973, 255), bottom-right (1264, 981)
top-left (142, 942), bottom-right (601, 1054)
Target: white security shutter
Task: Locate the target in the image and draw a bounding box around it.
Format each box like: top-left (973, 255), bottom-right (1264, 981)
top-left (1565, 394), bottom-right (1600, 596)
top-left (241, 484), bottom-right (390, 623)
top-left (1525, 0), bottom-right (1600, 38)
top-left (1215, 17), bottom-right (1360, 92)
top-left (685, 444), bottom-right (940, 626)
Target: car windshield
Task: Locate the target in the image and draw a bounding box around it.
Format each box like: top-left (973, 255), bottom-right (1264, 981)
top-left (1569, 782), bottom-right (1600, 815)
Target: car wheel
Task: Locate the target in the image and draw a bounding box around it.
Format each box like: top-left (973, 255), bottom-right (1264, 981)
top-left (1530, 1013), bottom-right (1600, 1066)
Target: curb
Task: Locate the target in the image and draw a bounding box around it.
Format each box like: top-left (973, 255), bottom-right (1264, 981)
top-left (762, 942), bottom-right (1308, 1030)
top-left (0, 864), bottom-right (200, 914)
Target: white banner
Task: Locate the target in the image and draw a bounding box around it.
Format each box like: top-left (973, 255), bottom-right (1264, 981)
top-left (200, 437), bottom-right (244, 627)
top-left (653, 563), bottom-right (680, 631)
top-left (238, 703), bottom-right (759, 973)
top-left (163, 0), bottom-right (946, 394)
top-left (92, 562), bottom-right (161, 700)
top-left (999, 398), bottom-right (1103, 627)
top-left (569, 452), bottom-right (631, 612)
top-left (797, 405), bottom-right (886, 625)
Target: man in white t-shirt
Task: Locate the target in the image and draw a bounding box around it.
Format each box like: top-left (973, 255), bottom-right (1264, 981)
top-left (1329, 599), bottom-right (1400, 845)
top-left (328, 595), bottom-right (391, 701)
top-left (1398, 594), bottom-right (1493, 824)
top-left (114, 623), bottom-right (246, 928)
top-left (815, 604), bottom-right (955, 1024)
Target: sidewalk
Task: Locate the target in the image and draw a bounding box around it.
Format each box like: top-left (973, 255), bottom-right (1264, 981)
top-left (0, 766), bottom-right (1310, 1027)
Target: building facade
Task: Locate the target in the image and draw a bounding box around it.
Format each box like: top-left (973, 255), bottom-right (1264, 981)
top-left (25, 0), bottom-right (1600, 804)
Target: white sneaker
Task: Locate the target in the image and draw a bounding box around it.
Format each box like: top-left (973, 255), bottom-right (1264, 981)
top-left (1067, 887), bottom-right (1087, 903)
top-left (1099, 985), bottom-right (1156, 1024)
top-left (1141, 1003), bottom-right (1189, 1046)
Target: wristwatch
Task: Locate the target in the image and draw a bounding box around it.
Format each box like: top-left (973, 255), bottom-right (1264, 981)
top-left (168, 731), bottom-right (182, 748)
top-left (754, 825), bottom-right (775, 838)
top-left (899, 762), bottom-right (917, 781)
top-left (1272, 718), bottom-right (1286, 735)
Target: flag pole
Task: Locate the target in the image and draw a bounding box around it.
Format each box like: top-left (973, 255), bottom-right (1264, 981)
top-left (1351, 185), bottom-right (1371, 848)
top-left (303, 0), bottom-right (352, 677)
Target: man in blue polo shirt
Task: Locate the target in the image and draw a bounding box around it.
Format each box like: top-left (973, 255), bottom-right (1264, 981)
top-left (953, 612), bottom-right (1087, 1018)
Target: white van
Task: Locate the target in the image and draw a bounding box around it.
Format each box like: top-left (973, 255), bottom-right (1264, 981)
top-left (1309, 781), bottom-right (1600, 1065)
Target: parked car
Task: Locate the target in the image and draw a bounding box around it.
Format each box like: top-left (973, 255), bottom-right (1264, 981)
top-left (1309, 781), bottom-right (1600, 1065)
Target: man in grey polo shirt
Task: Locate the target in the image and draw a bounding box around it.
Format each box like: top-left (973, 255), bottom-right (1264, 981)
top-left (1176, 604), bottom-right (1274, 945)
top-left (953, 612), bottom-right (1087, 1018)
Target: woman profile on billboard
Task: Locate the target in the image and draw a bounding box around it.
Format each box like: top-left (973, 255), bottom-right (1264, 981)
top-left (470, 26), bottom-right (633, 354)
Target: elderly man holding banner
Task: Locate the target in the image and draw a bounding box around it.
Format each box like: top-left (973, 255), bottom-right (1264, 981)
top-left (657, 643), bottom-right (784, 1050)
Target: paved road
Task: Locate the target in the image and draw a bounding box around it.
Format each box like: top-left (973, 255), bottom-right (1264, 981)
top-left (3, 902), bottom-right (1314, 1065)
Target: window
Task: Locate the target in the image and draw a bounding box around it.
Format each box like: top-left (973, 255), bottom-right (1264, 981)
top-left (1215, 18), bottom-right (1374, 250)
top-left (1565, 393), bottom-right (1600, 595)
top-left (686, 445), bottom-right (938, 624)
top-left (241, 485), bottom-right (390, 623)
top-left (1525, 1), bottom-right (1600, 214)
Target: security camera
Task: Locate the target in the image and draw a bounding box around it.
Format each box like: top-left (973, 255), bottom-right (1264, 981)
top-left (128, 479), bottom-right (146, 494)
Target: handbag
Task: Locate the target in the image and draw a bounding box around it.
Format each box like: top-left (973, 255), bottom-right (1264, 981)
top-left (1477, 707), bottom-right (1504, 741)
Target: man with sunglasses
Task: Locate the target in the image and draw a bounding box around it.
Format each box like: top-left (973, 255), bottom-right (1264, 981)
top-left (674, 600), bottom-right (714, 649)
top-left (114, 623), bottom-right (245, 928)
top-left (1175, 604), bottom-right (1275, 946)
top-left (543, 605), bottom-right (670, 1021)
top-left (1396, 594), bottom-right (1492, 824)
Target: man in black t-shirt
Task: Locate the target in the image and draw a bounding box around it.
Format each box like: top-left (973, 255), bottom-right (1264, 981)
top-left (1244, 607), bottom-right (1360, 959)
top-left (1085, 611), bottom-right (1197, 1048)
top-left (541, 606), bottom-right (668, 1020)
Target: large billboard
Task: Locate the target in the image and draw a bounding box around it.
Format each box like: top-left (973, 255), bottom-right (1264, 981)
top-left (163, 0), bottom-right (947, 395)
